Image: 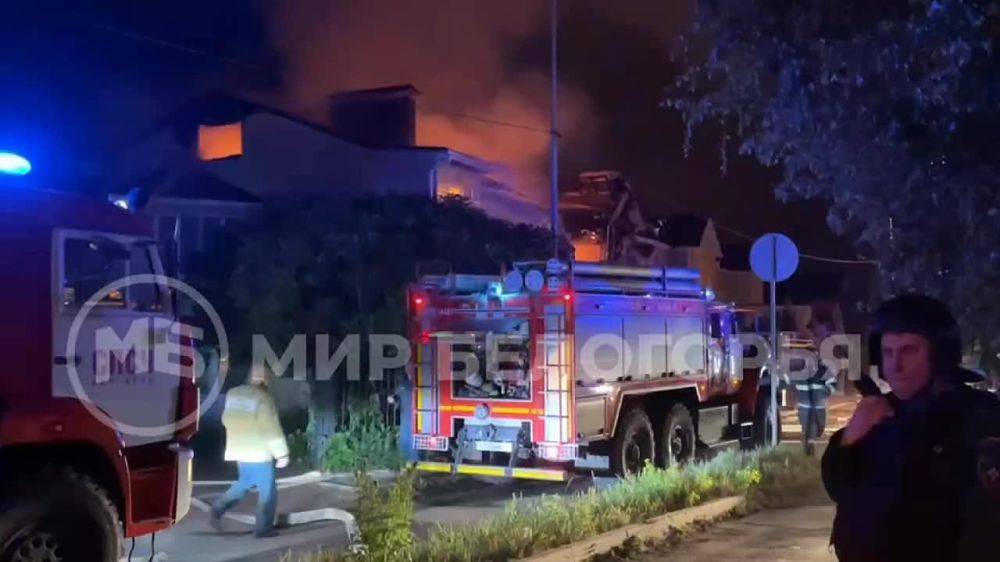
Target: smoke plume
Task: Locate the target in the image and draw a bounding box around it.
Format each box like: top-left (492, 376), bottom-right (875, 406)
top-left (266, 0), bottom-right (600, 201)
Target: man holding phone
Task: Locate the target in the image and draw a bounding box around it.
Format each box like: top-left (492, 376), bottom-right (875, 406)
top-left (822, 294), bottom-right (1000, 561)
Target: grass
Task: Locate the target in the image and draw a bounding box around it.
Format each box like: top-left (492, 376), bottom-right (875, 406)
top-left (286, 447), bottom-right (820, 562)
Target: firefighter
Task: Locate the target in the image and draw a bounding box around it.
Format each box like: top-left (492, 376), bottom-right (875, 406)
top-left (795, 359), bottom-right (836, 456)
top-left (210, 364), bottom-right (289, 538)
top-left (822, 294), bottom-right (1000, 561)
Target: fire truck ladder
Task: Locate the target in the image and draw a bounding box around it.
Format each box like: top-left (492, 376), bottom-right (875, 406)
top-left (414, 339), bottom-right (439, 439)
top-left (542, 304), bottom-right (572, 446)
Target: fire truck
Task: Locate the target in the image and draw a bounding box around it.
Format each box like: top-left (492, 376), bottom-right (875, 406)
top-left (0, 189), bottom-right (198, 560)
top-left (409, 260), bottom-right (777, 480)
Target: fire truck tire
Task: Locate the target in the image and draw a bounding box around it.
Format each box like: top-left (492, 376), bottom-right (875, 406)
top-left (658, 403), bottom-right (696, 468)
top-left (0, 465), bottom-right (122, 562)
top-left (611, 408), bottom-right (656, 477)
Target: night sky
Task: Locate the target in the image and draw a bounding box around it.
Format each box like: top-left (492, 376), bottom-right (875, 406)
top-left (0, 1), bottom-right (853, 259)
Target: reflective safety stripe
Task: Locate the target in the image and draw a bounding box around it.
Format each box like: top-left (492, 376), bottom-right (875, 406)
top-left (797, 404), bottom-right (827, 410)
top-left (796, 384), bottom-right (832, 391)
top-left (412, 461), bottom-right (567, 481)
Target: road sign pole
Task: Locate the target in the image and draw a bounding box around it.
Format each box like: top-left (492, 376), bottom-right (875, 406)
top-left (749, 232), bottom-right (799, 449)
top-left (769, 278), bottom-right (778, 447)
top-left (770, 234), bottom-right (779, 447)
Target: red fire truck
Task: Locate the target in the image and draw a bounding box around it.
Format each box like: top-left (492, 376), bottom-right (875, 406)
top-left (0, 189), bottom-right (198, 560)
top-left (409, 261), bottom-right (776, 480)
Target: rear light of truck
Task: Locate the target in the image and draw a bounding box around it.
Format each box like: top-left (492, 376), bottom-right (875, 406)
top-left (413, 434), bottom-right (449, 451)
top-left (411, 291), bottom-right (427, 314)
top-left (537, 442), bottom-right (578, 462)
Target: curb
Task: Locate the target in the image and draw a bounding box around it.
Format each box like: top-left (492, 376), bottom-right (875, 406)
top-left (518, 495), bottom-right (746, 562)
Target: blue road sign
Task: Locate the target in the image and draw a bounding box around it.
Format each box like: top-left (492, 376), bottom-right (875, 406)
top-left (750, 233), bottom-right (799, 283)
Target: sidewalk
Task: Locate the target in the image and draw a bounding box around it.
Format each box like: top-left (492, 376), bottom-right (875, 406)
top-left (638, 482), bottom-right (835, 561)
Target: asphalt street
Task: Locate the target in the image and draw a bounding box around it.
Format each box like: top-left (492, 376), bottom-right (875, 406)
top-left (124, 396), bottom-right (856, 561)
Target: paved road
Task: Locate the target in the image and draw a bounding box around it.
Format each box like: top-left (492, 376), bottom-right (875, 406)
top-left (123, 472), bottom-right (572, 562)
top-left (123, 397), bottom-right (857, 561)
top-left (638, 488), bottom-right (836, 562)
top-left (781, 393), bottom-right (858, 443)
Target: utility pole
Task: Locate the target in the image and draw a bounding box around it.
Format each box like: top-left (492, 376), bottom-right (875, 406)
top-left (550, 0), bottom-right (560, 259)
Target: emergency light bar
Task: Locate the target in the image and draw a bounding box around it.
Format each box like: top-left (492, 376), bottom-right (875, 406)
top-left (0, 151), bottom-right (31, 175)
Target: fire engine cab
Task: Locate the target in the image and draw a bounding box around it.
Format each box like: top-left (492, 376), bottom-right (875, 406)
top-left (0, 189), bottom-right (198, 561)
top-left (409, 261), bottom-right (775, 480)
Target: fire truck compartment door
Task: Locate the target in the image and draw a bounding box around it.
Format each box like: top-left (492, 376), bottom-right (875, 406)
top-left (624, 317), bottom-right (668, 379)
top-left (667, 315), bottom-right (707, 375)
top-left (574, 315), bottom-right (625, 385)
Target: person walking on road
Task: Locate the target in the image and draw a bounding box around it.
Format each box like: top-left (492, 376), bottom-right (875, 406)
top-left (211, 364), bottom-right (289, 538)
top-left (822, 294), bottom-right (1000, 561)
top-left (795, 359), bottom-right (836, 456)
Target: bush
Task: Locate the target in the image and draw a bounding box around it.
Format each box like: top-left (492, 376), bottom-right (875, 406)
top-left (322, 402), bottom-right (402, 473)
top-left (287, 428), bottom-right (312, 467)
top-left (351, 468), bottom-right (418, 561)
top-left (413, 450), bottom-right (767, 562)
top-left (293, 447), bottom-right (817, 562)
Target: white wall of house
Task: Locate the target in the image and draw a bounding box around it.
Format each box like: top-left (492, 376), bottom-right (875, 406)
top-left (659, 220), bottom-right (764, 305)
top-left (205, 113), bottom-right (440, 201)
top-left (114, 109), bottom-right (547, 227)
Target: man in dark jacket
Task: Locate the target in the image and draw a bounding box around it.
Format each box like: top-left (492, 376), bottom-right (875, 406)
top-left (822, 294), bottom-right (1000, 561)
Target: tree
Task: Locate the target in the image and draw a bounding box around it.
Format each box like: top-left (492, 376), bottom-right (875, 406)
top-left (666, 0), bottom-right (1000, 379)
top-left (228, 195), bottom-right (559, 463)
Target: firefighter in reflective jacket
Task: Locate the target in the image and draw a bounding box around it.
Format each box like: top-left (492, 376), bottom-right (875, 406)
top-left (211, 364), bottom-right (289, 538)
top-left (796, 361), bottom-right (837, 455)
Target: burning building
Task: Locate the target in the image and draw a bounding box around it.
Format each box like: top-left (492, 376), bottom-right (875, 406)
top-left (560, 171), bottom-right (764, 306)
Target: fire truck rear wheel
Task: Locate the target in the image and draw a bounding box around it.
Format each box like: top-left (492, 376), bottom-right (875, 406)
top-left (612, 408), bottom-right (656, 477)
top-left (658, 404), bottom-right (695, 468)
top-left (0, 465), bottom-right (122, 562)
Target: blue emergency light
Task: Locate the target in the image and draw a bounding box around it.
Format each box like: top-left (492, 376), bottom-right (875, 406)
top-left (0, 152), bottom-right (31, 175)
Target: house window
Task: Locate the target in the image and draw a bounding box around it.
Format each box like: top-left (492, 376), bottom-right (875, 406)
top-left (438, 184), bottom-right (467, 199)
top-left (198, 122), bottom-right (243, 160)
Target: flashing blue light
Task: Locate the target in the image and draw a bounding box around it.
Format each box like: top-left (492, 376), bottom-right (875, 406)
top-left (0, 152), bottom-right (31, 176)
top-left (703, 287), bottom-right (716, 301)
top-left (487, 281), bottom-right (503, 298)
top-left (112, 199), bottom-right (130, 210)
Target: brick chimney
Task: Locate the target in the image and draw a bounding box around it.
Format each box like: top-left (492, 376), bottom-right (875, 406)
top-left (328, 85), bottom-right (419, 148)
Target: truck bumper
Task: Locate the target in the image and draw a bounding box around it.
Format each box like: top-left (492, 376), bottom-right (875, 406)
top-left (413, 461), bottom-right (567, 482)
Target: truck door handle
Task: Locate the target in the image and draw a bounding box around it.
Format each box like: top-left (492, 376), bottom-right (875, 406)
top-left (54, 355), bottom-right (81, 366)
